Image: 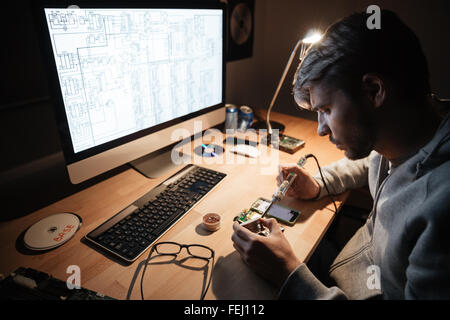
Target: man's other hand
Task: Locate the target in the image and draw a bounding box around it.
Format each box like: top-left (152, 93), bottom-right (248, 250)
top-left (231, 218), bottom-right (302, 289)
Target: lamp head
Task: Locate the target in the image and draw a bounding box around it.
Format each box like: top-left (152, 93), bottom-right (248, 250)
top-left (297, 30), bottom-right (323, 67)
top-left (302, 31), bottom-right (323, 44)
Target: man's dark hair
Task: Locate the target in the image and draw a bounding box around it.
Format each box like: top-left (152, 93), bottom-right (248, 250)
top-left (294, 9), bottom-right (431, 109)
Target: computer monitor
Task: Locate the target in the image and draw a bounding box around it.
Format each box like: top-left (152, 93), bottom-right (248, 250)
top-left (34, 1), bottom-right (225, 184)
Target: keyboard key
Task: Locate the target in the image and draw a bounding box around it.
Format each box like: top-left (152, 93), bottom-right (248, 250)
top-left (128, 241), bottom-right (137, 248)
top-left (139, 239), bottom-right (150, 247)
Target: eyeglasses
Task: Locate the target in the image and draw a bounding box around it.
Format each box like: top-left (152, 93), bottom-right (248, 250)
top-left (140, 241), bottom-right (215, 300)
top-left (153, 242), bottom-right (214, 259)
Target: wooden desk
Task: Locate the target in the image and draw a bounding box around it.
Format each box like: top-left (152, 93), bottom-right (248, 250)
top-left (0, 111), bottom-right (347, 300)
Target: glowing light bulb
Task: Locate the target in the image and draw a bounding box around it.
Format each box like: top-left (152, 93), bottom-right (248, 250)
top-left (302, 32), bottom-right (323, 44)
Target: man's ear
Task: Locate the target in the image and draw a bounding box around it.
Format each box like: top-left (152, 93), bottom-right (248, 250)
top-left (362, 73), bottom-right (386, 108)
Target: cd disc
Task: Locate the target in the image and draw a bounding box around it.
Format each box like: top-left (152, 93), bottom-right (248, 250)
top-left (194, 144), bottom-right (224, 157)
top-left (23, 213), bottom-right (81, 251)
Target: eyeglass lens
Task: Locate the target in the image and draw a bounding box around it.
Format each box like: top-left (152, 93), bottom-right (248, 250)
top-left (156, 243), bottom-right (212, 259)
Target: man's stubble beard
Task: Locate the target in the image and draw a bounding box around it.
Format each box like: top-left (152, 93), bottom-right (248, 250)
top-left (344, 113), bottom-right (377, 160)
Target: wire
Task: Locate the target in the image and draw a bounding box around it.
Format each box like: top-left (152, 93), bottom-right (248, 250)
top-left (304, 154), bottom-right (338, 213)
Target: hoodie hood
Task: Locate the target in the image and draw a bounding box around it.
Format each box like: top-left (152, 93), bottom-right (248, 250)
top-left (415, 111), bottom-right (450, 179)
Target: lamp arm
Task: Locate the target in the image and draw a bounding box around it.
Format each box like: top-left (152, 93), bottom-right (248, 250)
top-left (266, 39), bottom-right (304, 135)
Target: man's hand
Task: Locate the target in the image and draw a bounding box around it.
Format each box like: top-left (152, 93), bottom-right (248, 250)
top-left (231, 218), bottom-right (302, 289)
top-left (277, 164), bottom-right (321, 200)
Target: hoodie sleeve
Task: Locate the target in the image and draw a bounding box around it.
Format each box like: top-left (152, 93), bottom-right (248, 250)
top-left (313, 151), bottom-right (376, 199)
top-left (404, 164), bottom-right (450, 299)
top-left (278, 263), bottom-right (348, 300)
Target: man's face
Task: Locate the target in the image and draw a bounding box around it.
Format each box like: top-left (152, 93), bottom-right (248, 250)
top-left (304, 82), bottom-right (377, 160)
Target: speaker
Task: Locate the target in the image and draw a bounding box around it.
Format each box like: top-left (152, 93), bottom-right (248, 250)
top-left (226, 0), bottom-right (254, 62)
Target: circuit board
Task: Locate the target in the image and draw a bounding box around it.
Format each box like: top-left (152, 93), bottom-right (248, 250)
top-left (278, 135), bottom-right (305, 154)
top-left (261, 134), bottom-right (305, 154)
top-left (0, 267), bottom-right (115, 300)
top-left (234, 198), bottom-right (272, 223)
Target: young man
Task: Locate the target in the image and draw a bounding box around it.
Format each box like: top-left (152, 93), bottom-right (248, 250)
top-left (231, 10), bottom-right (450, 299)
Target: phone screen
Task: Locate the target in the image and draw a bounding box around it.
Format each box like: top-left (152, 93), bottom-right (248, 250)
top-left (267, 204), bottom-right (298, 222)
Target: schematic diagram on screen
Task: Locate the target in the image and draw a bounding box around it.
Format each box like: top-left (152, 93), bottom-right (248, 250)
top-left (45, 8), bottom-right (223, 153)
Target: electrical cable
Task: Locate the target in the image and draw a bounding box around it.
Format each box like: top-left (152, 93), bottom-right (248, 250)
top-left (304, 154), bottom-right (339, 213)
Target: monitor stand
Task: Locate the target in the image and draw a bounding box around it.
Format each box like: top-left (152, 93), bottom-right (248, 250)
top-left (129, 143), bottom-right (187, 179)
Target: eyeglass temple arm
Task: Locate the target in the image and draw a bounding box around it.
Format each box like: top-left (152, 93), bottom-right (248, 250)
top-left (201, 254), bottom-right (215, 300)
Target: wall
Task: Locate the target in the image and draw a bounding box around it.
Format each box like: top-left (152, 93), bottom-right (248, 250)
top-left (226, 0), bottom-right (450, 120)
top-left (226, 0), bottom-right (267, 109)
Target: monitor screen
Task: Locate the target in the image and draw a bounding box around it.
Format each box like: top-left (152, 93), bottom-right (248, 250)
top-left (43, 7), bottom-right (223, 154)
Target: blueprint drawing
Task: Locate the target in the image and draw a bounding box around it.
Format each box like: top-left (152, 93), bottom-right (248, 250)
top-left (45, 8), bottom-right (223, 153)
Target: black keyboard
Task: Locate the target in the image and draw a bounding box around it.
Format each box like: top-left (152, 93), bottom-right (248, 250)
top-left (85, 164), bottom-right (226, 262)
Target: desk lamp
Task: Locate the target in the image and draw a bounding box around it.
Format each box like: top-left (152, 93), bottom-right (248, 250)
top-left (252, 31), bottom-right (323, 145)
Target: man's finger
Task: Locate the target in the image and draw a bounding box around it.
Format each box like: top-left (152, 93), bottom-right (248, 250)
top-left (276, 174), bottom-right (283, 186)
top-left (232, 222), bottom-right (255, 241)
top-left (279, 164), bottom-right (296, 174)
top-left (260, 217), bottom-right (281, 234)
top-left (232, 242), bottom-right (245, 257)
top-left (287, 188), bottom-right (297, 197)
top-left (231, 232), bottom-right (243, 248)
top-left (281, 167), bottom-right (297, 180)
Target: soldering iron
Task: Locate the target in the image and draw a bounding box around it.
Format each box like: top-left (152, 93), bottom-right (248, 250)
top-left (265, 154), bottom-right (338, 216)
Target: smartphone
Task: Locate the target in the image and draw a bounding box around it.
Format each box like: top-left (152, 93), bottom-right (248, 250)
top-left (265, 203), bottom-right (300, 226)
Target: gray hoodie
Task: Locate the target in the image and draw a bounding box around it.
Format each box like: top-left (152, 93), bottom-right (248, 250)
top-left (279, 111), bottom-right (450, 299)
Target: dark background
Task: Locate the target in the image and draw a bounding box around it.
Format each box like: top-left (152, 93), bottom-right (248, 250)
top-left (1, 0), bottom-right (449, 220)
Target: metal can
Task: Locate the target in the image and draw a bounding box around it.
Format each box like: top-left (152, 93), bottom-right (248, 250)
top-left (238, 105), bottom-right (254, 132)
top-left (225, 104), bottom-right (238, 131)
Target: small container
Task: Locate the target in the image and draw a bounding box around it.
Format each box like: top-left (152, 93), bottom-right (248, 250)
top-left (202, 213), bottom-right (221, 231)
